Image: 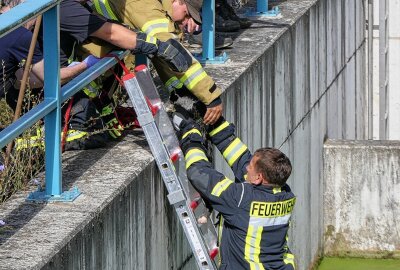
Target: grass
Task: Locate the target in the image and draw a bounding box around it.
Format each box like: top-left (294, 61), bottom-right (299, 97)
top-left (318, 257), bottom-right (400, 270)
top-left (0, 95), bottom-right (45, 203)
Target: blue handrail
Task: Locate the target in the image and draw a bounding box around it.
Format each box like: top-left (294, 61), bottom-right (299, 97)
top-left (0, 0), bottom-right (127, 201)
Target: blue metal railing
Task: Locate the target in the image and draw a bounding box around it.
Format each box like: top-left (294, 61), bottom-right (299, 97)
top-left (0, 0), bottom-right (127, 201)
top-left (200, 0), bottom-right (228, 64)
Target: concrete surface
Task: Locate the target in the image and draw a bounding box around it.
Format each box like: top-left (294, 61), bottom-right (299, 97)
top-left (324, 140), bottom-right (400, 257)
top-left (210, 0), bottom-right (366, 268)
top-left (0, 0), bottom-right (368, 270)
top-left (0, 133), bottom-right (194, 270)
top-left (372, 0), bottom-right (400, 139)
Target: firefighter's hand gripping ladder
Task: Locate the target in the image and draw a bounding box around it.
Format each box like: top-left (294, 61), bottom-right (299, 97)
top-left (122, 65), bottom-right (219, 270)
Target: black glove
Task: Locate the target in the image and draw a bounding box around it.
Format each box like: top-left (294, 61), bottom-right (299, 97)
top-left (131, 32), bottom-right (159, 55)
top-left (157, 39), bottom-right (193, 73)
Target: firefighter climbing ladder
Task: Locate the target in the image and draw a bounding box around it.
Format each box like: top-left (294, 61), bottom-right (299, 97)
top-left (122, 65), bottom-right (219, 270)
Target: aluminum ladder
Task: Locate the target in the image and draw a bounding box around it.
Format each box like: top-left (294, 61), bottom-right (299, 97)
top-left (123, 65), bottom-right (219, 270)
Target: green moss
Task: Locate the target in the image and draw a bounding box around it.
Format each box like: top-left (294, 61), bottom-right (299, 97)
top-left (318, 257), bottom-right (400, 270)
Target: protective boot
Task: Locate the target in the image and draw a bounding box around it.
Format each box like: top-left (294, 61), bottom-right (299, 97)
top-left (215, 14), bottom-right (241, 32)
top-left (217, 0), bottom-right (252, 29)
top-left (187, 32), bottom-right (233, 49)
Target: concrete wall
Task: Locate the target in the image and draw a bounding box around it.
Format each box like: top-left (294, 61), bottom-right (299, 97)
top-left (372, 0), bottom-right (400, 139)
top-left (0, 1), bottom-right (367, 270)
top-left (324, 140), bottom-right (400, 256)
top-left (209, 0), bottom-right (366, 268)
top-left (0, 134), bottom-right (195, 270)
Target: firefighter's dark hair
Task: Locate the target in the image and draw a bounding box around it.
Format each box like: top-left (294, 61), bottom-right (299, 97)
top-left (254, 147), bottom-right (292, 187)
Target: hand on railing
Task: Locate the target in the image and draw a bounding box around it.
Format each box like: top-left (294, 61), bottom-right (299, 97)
top-left (83, 55), bottom-right (101, 68)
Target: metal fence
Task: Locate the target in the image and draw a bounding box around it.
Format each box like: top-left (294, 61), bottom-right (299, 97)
top-left (0, 0), bottom-right (127, 201)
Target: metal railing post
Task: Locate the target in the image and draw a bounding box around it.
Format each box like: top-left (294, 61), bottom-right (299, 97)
top-left (198, 0), bottom-right (228, 64)
top-left (43, 5), bottom-right (62, 196)
top-left (257, 0), bottom-right (269, 13)
top-left (246, 0), bottom-right (281, 17)
top-left (202, 0), bottom-right (215, 61)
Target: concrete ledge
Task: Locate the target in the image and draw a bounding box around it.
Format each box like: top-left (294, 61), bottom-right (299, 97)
top-left (324, 140), bottom-right (400, 258)
top-left (0, 132), bottom-right (193, 269)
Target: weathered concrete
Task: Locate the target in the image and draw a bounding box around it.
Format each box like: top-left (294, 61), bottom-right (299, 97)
top-left (372, 0), bottom-right (400, 139)
top-left (210, 0), bottom-right (366, 268)
top-left (324, 140), bottom-right (400, 257)
top-left (0, 0), bottom-right (367, 270)
top-left (0, 133), bottom-right (194, 270)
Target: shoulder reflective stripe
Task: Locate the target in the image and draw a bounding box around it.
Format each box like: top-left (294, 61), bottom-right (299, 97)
top-left (244, 225), bottom-right (265, 270)
top-left (141, 18), bottom-right (170, 36)
top-left (180, 63), bottom-right (207, 90)
top-left (92, 0), bottom-right (118, 20)
top-left (211, 177), bottom-right (233, 197)
top-left (66, 130), bottom-right (88, 142)
top-left (182, 128), bottom-right (201, 139)
top-left (273, 187), bottom-right (282, 194)
top-left (222, 138), bottom-right (248, 166)
top-left (185, 148), bottom-right (208, 169)
top-left (165, 76), bottom-right (183, 92)
top-left (283, 253), bottom-right (295, 268)
top-left (209, 121), bottom-right (229, 137)
top-left (237, 183), bottom-right (245, 207)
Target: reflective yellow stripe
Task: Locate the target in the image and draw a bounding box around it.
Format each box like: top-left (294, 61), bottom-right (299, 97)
top-left (180, 63), bottom-right (207, 90)
top-left (182, 128), bottom-right (202, 139)
top-left (223, 138), bottom-right (248, 166)
top-left (273, 187), bottom-right (282, 194)
top-left (218, 215), bottom-right (224, 266)
top-left (165, 76), bottom-right (183, 92)
top-left (15, 136), bottom-right (44, 150)
top-left (15, 128), bottom-right (44, 150)
top-left (65, 130), bottom-right (88, 142)
top-left (185, 148), bottom-right (208, 169)
top-left (209, 121), bottom-right (229, 137)
top-left (283, 253), bottom-right (295, 268)
top-left (145, 35), bottom-right (157, 45)
top-left (142, 18), bottom-right (170, 36)
top-left (211, 178), bottom-right (233, 197)
top-left (245, 225), bottom-right (265, 270)
top-left (83, 81), bottom-right (100, 98)
top-left (93, 0), bottom-right (118, 20)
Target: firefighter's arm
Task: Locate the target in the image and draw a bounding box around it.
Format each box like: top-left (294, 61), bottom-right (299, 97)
top-left (186, 155), bottom-right (242, 216)
top-left (179, 119), bottom-right (241, 214)
top-left (207, 118), bottom-right (252, 182)
top-left (30, 58), bottom-right (91, 86)
top-left (92, 23), bottom-right (191, 72)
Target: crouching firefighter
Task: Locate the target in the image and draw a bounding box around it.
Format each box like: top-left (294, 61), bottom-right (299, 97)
top-left (173, 112), bottom-right (297, 270)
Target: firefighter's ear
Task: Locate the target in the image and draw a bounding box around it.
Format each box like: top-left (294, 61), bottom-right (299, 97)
top-left (253, 173), bottom-right (263, 185)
